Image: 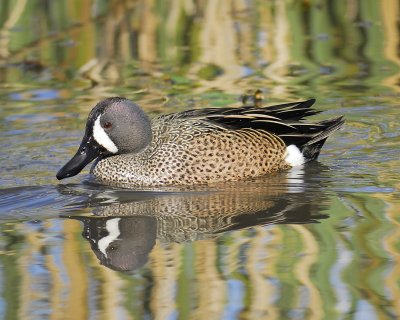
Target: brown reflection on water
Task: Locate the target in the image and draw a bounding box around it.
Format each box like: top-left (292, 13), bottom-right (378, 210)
top-left (1, 0), bottom-right (400, 95)
top-left (291, 224), bottom-right (322, 319)
top-left (150, 242), bottom-right (179, 319)
top-left (382, 198), bottom-right (400, 317)
top-left (1, 1), bottom-right (400, 318)
top-left (63, 220), bottom-right (88, 320)
top-left (245, 227), bottom-right (275, 318)
top-left (381, 0), bottom-right (400, 90)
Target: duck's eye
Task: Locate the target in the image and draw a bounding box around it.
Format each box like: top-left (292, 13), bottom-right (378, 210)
top-left (103, 122), bottom-right (112, 129)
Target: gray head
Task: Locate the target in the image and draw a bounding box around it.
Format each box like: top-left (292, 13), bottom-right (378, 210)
top-left (56, 97), bottom-right (152, 180)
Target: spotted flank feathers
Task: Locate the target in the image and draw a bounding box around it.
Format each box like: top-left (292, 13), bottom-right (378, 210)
top-left (57, 97), bottom-right (344, 186)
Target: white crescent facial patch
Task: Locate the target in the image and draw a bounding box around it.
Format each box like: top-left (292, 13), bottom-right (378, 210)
top-left (98, 218), bottom-right (121, 258)
top-left (93, 115), bottom-right (118, 153)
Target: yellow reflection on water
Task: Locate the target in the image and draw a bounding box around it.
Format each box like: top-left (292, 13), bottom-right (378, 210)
top-left (63, 219), bottom-right (88, 319)
top-left (1, 0), bottom-right (400, 96)
top-left (291, 225), bottom-right (322, 319)
top-left (1, 0), bottom-right (400, 319)
top-left (149, 243), bottom-right (181, 319)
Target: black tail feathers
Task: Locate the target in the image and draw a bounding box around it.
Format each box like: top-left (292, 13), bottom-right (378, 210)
top-left (296, 116), bottom-right (344, 161)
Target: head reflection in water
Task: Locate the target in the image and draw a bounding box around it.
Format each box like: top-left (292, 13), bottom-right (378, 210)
top-left (76, 216), bottom-right (157, 272)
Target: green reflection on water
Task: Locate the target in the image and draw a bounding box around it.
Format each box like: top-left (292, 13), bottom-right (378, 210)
top-left (0, 0), bottom-right (400, 319)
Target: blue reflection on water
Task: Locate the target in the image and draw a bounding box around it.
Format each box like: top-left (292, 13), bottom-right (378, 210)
top-left (9, 89), bottom-right (60, 101)
top-left (224, 279), bottom-right (244, 319)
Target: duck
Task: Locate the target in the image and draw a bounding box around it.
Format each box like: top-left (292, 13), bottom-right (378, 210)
top-left (56, 97), bottom-right (344, 186)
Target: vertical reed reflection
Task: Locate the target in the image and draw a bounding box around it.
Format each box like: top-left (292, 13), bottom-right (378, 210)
top-left (1, 1), bottom-right (399, 93)
top-left (382, 196), bottom-right (400, 317)
top-left (0, 1), bottom-right (400, 319)
top-left (0, 188), bottom-right (399, 317)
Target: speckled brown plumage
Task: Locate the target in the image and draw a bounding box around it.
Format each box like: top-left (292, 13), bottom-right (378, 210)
top-left (57, 97), bottom-right (344, 186)
top-left (93, 122), bottom-right (289, 186)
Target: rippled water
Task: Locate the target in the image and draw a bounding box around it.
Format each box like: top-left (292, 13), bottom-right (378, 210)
top-left (1, 1), bottom-right (400, 319)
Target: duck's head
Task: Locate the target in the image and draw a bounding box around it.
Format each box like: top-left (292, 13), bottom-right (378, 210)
top-left (56, 97), bottom-right (152, 180)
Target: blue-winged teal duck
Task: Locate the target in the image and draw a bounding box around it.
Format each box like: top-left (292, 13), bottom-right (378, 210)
top-left (56, 97), bottom-right (344, 186)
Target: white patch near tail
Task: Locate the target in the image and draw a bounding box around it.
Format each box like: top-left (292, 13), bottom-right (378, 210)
top-left (284, 145), bottom-right (305, 167)
top-left (98, 218), bottom-right (121, 258)
top-left (93, 116), bottom-right (118, 153)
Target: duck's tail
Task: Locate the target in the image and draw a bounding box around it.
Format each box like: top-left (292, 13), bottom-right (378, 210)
top-left (280, 116), bottom-right (345, 164)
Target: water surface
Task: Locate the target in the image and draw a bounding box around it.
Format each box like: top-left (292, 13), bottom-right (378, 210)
top-left (1, 1), bottom-right (400, 319)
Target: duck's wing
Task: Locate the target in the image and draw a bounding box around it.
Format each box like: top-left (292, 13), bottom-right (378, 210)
top-left (156, 99), bottom-right (344, 161)
top-left (166, 99), bottom-right (319, 122)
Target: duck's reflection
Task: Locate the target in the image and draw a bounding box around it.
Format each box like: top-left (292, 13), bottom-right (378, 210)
top-left (65, 164), bottom-right (331, 272)
top-left (73, 216), bottom-right (156, 271)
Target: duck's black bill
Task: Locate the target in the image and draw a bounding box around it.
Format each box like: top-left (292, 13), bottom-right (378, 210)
top-left (56, 139), bottom-right (102, 180)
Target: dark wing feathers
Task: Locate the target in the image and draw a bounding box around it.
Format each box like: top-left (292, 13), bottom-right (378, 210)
top-left (167, 99), bottom-right (343, 159)
top-left (171, 99), bottom-right (319, 121)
